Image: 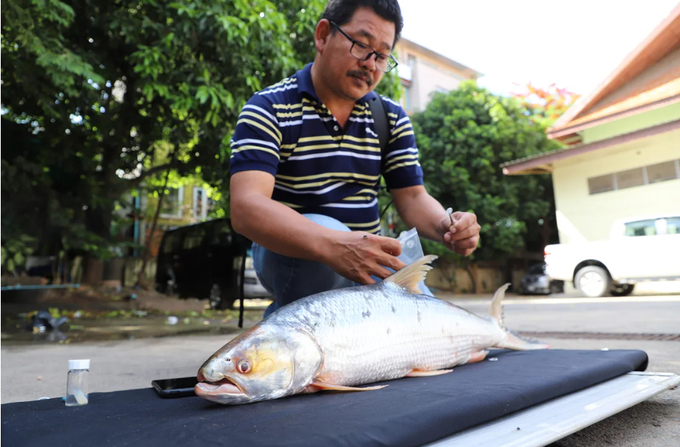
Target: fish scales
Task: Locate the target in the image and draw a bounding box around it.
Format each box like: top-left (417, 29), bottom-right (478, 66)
top-left (195, 255), bottom-right (549, 405)
top-left (270, 281), bottom-right (500, 386)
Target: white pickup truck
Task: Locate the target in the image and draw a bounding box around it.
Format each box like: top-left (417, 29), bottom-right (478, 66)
top-left (544, 214), bottom-right (680, 297)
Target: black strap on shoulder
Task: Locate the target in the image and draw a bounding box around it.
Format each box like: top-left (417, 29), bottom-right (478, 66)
top-left (368, 94), bottom-right (390, 156)
top-left (368, 94), bottom-right (393, 220)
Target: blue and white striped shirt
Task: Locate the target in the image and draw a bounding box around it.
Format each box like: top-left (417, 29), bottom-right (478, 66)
top-left (230, 63), bottom-right (423, 234)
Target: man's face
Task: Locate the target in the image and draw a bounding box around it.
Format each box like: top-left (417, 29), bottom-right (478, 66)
top-left (319, 7), bottom-right (396, 101)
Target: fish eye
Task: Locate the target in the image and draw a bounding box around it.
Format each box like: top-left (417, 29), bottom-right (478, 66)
top-left (237, 359), bottom-right (251, 374)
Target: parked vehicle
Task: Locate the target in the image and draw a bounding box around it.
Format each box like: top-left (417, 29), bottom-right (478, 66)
top-left (544, 214), bottom-right (680, 297)
top-left (244, 249), bottom-right (270, 299)
top-left (518, 263), bottom-right (564, 295)
top-left (155, 219), bottom-right (270, 309)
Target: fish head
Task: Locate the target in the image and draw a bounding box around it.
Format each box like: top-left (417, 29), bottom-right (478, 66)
top-left (195, 324), bottom-right (322, 405)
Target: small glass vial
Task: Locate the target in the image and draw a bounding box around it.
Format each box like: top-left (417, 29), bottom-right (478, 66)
top-left (66, 359), bottom-right (90, 406)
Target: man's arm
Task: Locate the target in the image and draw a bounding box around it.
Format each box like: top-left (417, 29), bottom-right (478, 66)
top-left (390, 185), bottom-right (480, 256)
top-left (230, 171), bottom-right (406, 284)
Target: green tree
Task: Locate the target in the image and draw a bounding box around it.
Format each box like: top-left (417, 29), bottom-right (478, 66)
top-left (410, 81), bottom-right (560, 291)
top-left (2, 0), bottom-right (403, 262)
top-left (510, 82), bottom-right (580, 254)
top-left (3, 0), bottom-right (366, 279)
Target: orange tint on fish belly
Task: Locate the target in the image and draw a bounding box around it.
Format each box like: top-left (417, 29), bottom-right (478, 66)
top-left (404, 369), bottom-right (453, 377)
top-left (304, 381), bottom-right (387, 393)
top-left (467, 350), bottom-right (489, 364)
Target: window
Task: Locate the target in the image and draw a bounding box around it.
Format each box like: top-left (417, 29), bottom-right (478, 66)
top-left (665, 217), bottom-right (680, 235)
top-left (404, 86), bottom-right (411, 110)
top-left (647, 160), bottom-right (677, 184)
top-left (407, 54), bottom-right (416, 67)
top-left (182, 227), bottom-right (206, 249)
top-left (615, 167), bottom-right (644, 189)
top-left (588, 174), bottom-right (615, 194)
top-left (210, 221), bottom-right (233, 247)
top-left (160, 187), bottom-right (184, 218)
top-left (587, 159), bottom-right (679, 195)
top-left (162, 233), bottom-right (181, 254)
top-left (625, 219), bottom-right (657, 237)
top-left (193, 187), bottom-right (208, 220)
top-left (527, 264), bottom-right (545, 275)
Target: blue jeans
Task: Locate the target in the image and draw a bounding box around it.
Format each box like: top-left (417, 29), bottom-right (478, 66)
top-left (253, 214), bottom-right (432, 318)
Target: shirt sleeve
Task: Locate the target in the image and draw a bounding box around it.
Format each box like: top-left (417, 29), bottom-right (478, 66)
top-left (229, 94), bottom-right (282, 177)
top-left (381, 97), bottom-right (424, 189)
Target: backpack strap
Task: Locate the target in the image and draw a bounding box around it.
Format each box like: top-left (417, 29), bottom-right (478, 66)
top-left (368, 94), bottom-right (394, 220)
top-left (367, 94), bottom-right (390, 159)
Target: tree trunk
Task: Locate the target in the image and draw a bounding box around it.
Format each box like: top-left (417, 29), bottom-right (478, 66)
top-left (136, 166), bottom-right (172, 288)
top-left (81, 202), bottom-right (115, 284)
top-left (82, 257), bottom-right (104, 285)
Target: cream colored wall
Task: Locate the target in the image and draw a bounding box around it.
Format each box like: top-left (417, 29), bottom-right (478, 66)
top-left (395, 42), bottom-right (472, 113)
top-left (581, 102), bottom-right (680, 143)
top-left (410, 60), bottom-right (464, 112)
top-left (552, 128), bottom-right (680, 243)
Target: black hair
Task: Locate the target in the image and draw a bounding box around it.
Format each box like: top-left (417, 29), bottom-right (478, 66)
top-left (322, 0), bottom-right (404, 47)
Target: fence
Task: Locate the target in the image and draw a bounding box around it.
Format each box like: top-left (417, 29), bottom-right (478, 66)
top-left (122, 257), bottom-right (157, 287)
top-left (425, 263), bottom-right (527, 294)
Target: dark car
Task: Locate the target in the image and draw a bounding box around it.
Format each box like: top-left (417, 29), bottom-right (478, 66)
top-left (155, 219), bottom-right (270, 309)
top-left (519, 263), bottom-right (565, 295)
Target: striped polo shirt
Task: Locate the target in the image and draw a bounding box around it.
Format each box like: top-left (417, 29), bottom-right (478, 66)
top-left (230, 63), bottom-right (423, 234)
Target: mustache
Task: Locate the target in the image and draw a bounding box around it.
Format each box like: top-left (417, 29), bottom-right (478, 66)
top-left (347, 70), bottom-right (373, 86)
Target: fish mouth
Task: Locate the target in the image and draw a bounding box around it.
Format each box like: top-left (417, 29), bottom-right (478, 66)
top-left (195, 376), bottom-right (247, 397)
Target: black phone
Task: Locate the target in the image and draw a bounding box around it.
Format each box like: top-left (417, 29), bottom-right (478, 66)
top-left (151, 376), bottom-right (198, 398)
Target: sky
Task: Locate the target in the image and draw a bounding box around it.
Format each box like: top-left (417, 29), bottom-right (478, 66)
top-left (397, 0), bottom-right (679, 96)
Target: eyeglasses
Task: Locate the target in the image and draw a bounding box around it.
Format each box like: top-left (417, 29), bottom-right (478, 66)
top-left (329, 21), bottom-right (399, 73)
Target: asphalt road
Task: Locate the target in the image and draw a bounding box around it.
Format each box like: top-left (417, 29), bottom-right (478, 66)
top-left (2, 294), bottom-right (679, 446)
top-left (447, 294), bottom-right (680, 446)
top-left (450, 295), bottom-right (680, 334)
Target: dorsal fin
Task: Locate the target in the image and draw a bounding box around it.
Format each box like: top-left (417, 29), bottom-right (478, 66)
top-left (384, 255), bottom-right (438, 294)
top-left (489, 283), bottom-right (510, 326)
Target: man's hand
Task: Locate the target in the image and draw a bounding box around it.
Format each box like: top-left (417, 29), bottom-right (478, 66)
top-left (325, 232), bottom-right (407, 285)
top-left (439, 211), bottom-right (480, 256)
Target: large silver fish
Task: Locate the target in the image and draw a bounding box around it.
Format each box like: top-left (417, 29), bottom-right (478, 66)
top-left (195, 255), bottom-right (548, 405)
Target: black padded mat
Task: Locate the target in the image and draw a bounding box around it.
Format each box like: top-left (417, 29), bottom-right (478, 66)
top-left (2, 349), bottom-right (648, 447)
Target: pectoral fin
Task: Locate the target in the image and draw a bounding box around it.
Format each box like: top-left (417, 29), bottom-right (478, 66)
top-left (405, 369), bottom-right (453, 377)
top-left (308, 381), bottom-right (387, 392)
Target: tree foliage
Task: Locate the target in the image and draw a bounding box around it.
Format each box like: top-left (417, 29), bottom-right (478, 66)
top-left (5, 0), bottom-right (409, 261)
top-left (411, 81), bottom-right (561, 265)
top-left (511, 82), bottom-right (580, 128)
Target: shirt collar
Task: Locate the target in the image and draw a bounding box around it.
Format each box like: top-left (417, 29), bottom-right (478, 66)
top-left (297, 63), bottom-right (378, 106)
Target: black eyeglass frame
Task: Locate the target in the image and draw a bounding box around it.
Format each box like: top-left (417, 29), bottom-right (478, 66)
top-left (329, 21), bottom-right (399, 73)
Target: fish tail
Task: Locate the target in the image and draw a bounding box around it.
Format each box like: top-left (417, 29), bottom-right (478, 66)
top-left (497, 329), bottom-right (550, 350)
top-left (489, 283), bottom-right (550, 350)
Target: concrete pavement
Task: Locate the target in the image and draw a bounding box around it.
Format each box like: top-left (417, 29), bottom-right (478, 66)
top-left (2, 334), bottom-right (678, 446)
top-left (2, 293), bottom-right (679, 446)
top-left (449, 295), bottom-right (680, 334)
